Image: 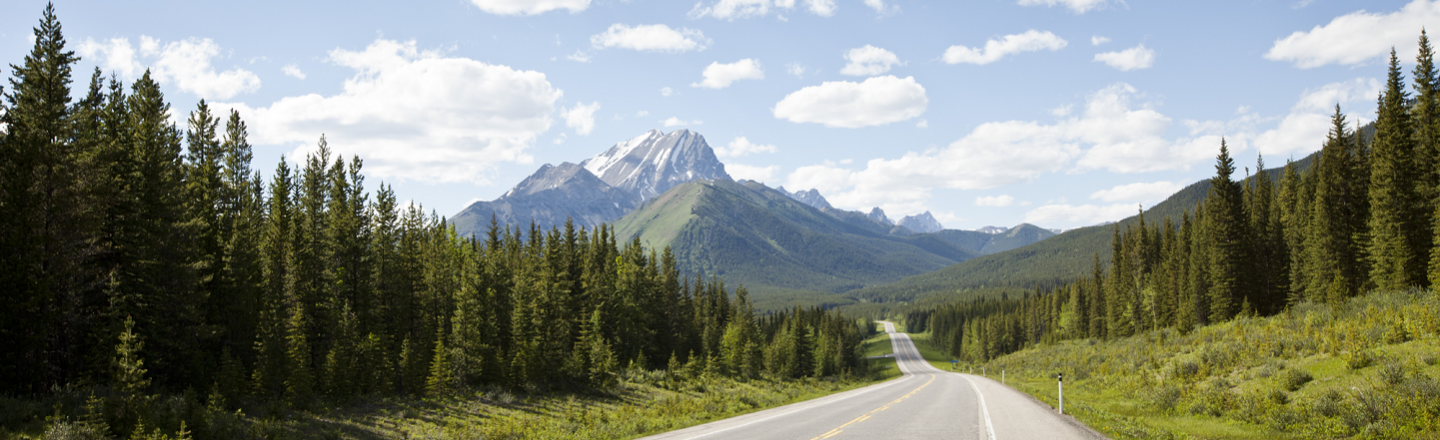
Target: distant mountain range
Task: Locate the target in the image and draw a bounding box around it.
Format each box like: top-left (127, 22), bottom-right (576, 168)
top-left (448, 128), bottom-right (1060, 309)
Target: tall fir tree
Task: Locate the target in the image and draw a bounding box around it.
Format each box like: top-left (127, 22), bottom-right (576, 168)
top-left (1205, 140), bottom-right (1247, 322)
top-left (1367, 48), bottom-right (1427, 291)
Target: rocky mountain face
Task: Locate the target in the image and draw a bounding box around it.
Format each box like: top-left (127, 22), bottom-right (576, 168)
top-left (898, 211), bottom-right (943, 233)
top-left (451, 129), bottom-right (728, 237)
top-left (867, 207), bottom-right (892, 225)
top-left (778, 186), bottom-right (834, 210)
top-left (580, 129), bottom-right (730, 201)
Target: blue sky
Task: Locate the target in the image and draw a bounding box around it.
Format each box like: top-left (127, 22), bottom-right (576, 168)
top-left (1, 0), bottom-right (1433, 229)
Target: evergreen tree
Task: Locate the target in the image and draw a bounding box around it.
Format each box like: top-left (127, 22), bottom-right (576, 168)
top-left (1205, 140), bottom-right (1247, 322)
top-left (1368, 49), bottom-right (1427, 291)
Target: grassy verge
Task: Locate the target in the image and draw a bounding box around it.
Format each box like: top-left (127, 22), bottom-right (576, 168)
top-left (936, 288), bottom-right (1440, 439)
top-left (5, 364), bottom-right (899, 440)
top-left (863, 332), bottom-right (902, 381)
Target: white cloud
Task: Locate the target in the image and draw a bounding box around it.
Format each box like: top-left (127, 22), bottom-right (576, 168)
top-left (715, 136), bottom-right (778, 157)
top-left (1253, 78), bottom-right (1380, 157)
top-left (213, 39), bottom-right (561, 184)
top-left (566, 50), bottom-right (592, 63)
top-left (840, 45), bottom-right (903, 76)
top-left (1094, 44), bottom-right (1155, 71)
top-left (1017, 0), bottom-right (1108, 13)
top-left (660, 86), bottom-right (675, 97)
top-left (1090, 181), bottom-right (1184, 203)
top-left (806, 0), bottom-right (837, 16)
top-left (916, 119), bottom-right (928, 128)
top-left (590, 24), bottom-right (710, 52)
top-left (942, 30), bottom-right (1068, 65)
top-left (1266, 0), bottom-right (1440, 69)
top-left (689, 0), bottom-right (833, 19)
top-left (469, 0), bottom-right (590, 15)
top-left (282, 64), bottom-right (306, 79)
top-left (976, 195), bottom-right (1016, 207)
top-left (636, 110), bottom-right (649, 116)
top-left (1023, 203), bottom-right (1135, 228)
top-left (786, 62), bottom-right (807, 78)
top-left (864, 0), bottom-right (897, 13)
top-left (77, 36), bottom-right (261, 100)
top-left (1091, 35), bottom-right (1110, 45)
top-left (692, 59), bottom-right (765, 89)
top-left (662, 116), bottom-right (702, 127)
top-left (1051, 104), bottom-right (1073, 117)
top-left (563, 102), bottom-right (600, 135)
top-left (727, 163), bottom-right (780, 183)
top-left (773, 75), bottom-right (928, 128)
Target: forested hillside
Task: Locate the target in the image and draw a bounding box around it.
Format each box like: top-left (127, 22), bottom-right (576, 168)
top-left (847, 150), bottom-right (1320, 311)
top-left (0, 7), bottom-right (873, 438)
top-left (611, 179), bottom-right (983, 309)
top-left (907, 37), bottom-right (1440, 367)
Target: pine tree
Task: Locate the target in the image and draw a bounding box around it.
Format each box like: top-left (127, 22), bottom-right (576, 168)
top-left (114, 315), bottom-right (150, 396)
top-left (1368, 48), bottom-right (1427, 291)
top-left (1205, 140), bottom-right (1247, 322)
top-left (426, 327), bottom-right (453, 397)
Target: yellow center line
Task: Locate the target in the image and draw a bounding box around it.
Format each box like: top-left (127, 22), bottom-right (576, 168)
top-left (805, 373), bottom-right (938, 440)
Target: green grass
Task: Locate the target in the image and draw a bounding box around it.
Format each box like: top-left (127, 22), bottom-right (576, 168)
top-left (947, 288), bottom-right (1440, 440)
top-left (5, 368), bottom-right (900, 440)
top-left (862, 332), bottom-right (902, 381)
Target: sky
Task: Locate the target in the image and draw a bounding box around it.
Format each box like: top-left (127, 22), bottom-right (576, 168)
top-left (0, 0), bottom-right (1434, 230)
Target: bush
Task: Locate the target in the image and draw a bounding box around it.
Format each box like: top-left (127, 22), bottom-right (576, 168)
top-left (1347, 350), bottom-right (1374, 371)
top-left (1281, 368), bottom-right (1313, 392)
top-left (1379, 362), bottom-right (1406, 386)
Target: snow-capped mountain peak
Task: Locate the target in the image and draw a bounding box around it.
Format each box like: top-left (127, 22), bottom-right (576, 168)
top-left (580, 129), bottom-right (730, 201)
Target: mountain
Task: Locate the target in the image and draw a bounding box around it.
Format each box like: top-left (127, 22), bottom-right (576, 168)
top-left (451, 163), bottom-right (638, 237)
top-left (898, 211), bottom-right (943, 233)
top-left (611, 179), bottom-right (984, 310)
top-left (451, 129), bottom-right (728, 237)
top-left (580, 129), bottom-right (730, 201)
top-left (847, 151), bottom-right (1321, 307)
top-left (931, 224), bottom-right (1056, 255)
top-left (867, 207), bottom-right (893, 225)
top-left (977, 226), bottom-right (1009, 234)
top-left (778, 186), bottom-right (833, 210)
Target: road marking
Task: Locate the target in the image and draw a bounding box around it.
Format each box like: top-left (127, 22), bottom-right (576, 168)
top-left (675, 374), bottom-right (917, 440)
top-left (962, 375), bottom-right (997, 440)
top-left (805, 373), bottom-right (938, 440)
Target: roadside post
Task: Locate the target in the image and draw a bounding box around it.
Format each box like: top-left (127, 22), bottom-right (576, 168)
top-left (1058, 372), bottom-right (1064, 415)
top-left (950, 359), bottom-right (958, 371)
top-left (1002, 369), bottom-right (1005, 385)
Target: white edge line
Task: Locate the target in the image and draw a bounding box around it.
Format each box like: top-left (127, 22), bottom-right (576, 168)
top-left (962, 375), bottom-right (997, 440)
top-left (679, 330), bottom-right (916, 440)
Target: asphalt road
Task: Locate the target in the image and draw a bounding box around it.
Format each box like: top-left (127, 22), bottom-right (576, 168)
top-left (639, 321), bottom-right (1106, 440)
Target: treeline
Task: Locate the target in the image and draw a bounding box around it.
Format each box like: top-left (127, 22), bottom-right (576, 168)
top-left (0, 5), bottom-right (868, 406)
top-left (912, 32), bottom-right (1440, 362)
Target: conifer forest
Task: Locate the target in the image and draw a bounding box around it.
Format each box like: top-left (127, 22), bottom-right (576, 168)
top-left (0, 7), bottom-right (871, 438)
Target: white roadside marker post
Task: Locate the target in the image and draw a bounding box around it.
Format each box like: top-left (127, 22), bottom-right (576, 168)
top-left (1002, 369), bottom-right (1005, 385)
top-left (1058, 372), bottom-right (1064, 415)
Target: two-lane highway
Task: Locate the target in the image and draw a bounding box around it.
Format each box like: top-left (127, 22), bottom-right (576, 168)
top-left (640, 321), bottom-right (1105, 440)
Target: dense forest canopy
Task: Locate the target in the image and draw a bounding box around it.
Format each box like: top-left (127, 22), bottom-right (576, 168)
top-left (0, 4), bottom-right (871, 409)
top-left (910, 33), bottom-right (1440, 364)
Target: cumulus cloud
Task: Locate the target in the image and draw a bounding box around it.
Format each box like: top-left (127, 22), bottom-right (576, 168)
top-left (942, 30), bottom-right (1067, 65)
top-left (1091, 35), bottom-right (1110, 45)
top-left (1094, 44), bottom-right (1155, 71)
top-left (773, 75), bottom-right (928, 128)
top-left (1254, 78), bottom-right (1380, 157)
top-left (590, 24), bottom-right (710, 52)
top-left (566, 50), bottom-right (592, 63)
top-left (1090, 181), bottom-right (1184, 203)
top-left (662, 116), bottom-right (702, 127)
top-left (715, 136), bottom-right (777, 157)
top-left (563, 102), bottom-right (600, 135)
top-left (1023, 203), bottom-right (1135, 228)
top-left (77, 36), bottom-right (261, 100)
top-left (976, 195), bottom-right (1016, 207)
top-left (864, 0), bottom-right (896, 13)
top-left (282, 64), bottom-right (306, 79)
top-left (469, 0), bottom-right (590, 15)
top-left (690, 0), bottom-right (835, 19)
top-left (692, 59), bottom-right (764, 89)
top-left (213, 39), bottom-right (561, 184)
top-left (727, 163), bottom-right (780, 183)
top-left (840, 45), bottom-right (903, 76)
top-left (1017, 0), bottom-right (1108, 13)
top-left (1266, 0), bottom-right (1440, 68)
top-left (660, 86), bottom-right (675, 97)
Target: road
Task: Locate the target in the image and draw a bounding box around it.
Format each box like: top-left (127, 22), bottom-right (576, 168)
top-left (639, 321), bottom-right (1106, 440)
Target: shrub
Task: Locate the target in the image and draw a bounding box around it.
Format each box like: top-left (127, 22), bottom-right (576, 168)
top-left (1347, 350), bottom-right (1374, 370)
top-left (1281, 369), bottom-right (1313, 392)
top-left (1378, 362), bottom-right (1406, 386)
